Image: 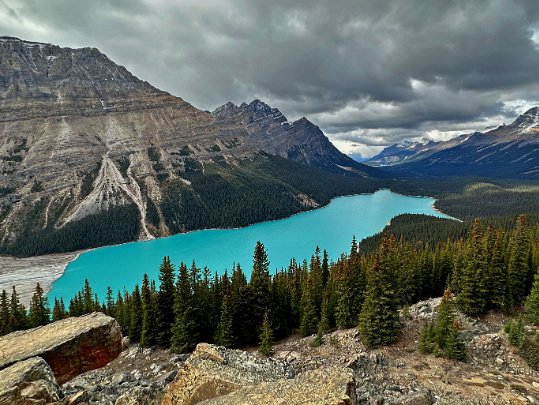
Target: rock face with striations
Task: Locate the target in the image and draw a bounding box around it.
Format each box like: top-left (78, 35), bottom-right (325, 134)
top-left (0, 357), bottom-right (61, 404)
top-left (0, 312), bottom-right (122, 384)
top-left (162, 343), bottom-right (356, 404)
top-left (0, 36), bottom-right (380, 256)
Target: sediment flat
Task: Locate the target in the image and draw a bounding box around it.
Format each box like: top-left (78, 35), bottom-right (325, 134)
top-left (0, 252), bottom-right (81, 306)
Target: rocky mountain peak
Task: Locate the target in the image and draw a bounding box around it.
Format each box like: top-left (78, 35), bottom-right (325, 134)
top-left (509, 106), bottom-right (539, 132)
top-left (213, 99), bottom-right (286, 121)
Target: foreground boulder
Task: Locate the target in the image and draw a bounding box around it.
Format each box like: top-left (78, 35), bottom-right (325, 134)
top-left (162, 343), bottom-right (356, 404)
top-left (0, 357), bottom-right (61, 404)
top-left (0, 312), bottom-right (122, 384)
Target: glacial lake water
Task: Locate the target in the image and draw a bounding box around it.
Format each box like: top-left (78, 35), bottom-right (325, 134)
top-left (48, 190), bottom-right (453, 303)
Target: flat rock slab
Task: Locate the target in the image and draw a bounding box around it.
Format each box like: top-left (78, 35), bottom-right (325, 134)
top-left (163, 344), bottom-right (356, 404)
top-left (0, 356), bottom-right (61, 404)
top-left (0, 312), bottom-right (122, 384)
top-left (205, 366), bottom-right (356, 405)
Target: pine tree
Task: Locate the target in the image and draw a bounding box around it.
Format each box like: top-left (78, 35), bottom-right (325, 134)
top-left (525, 269), bottom-right (539, 325)
top-left (156, 256), bottom-right (176, 347)
top-left (129, 284), bottom-right (142, 342)
top-left (259, 311), bottom-right (274, 356)
top-left (358, 255), bottom-right (400, 348)
top-left (215, 293), bottom-right (235, 347)
top-left (28, 283), bottom-right (50, 328)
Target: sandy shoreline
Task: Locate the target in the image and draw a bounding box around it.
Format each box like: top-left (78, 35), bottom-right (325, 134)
top-left (0, 251), bottom-right (84, 306)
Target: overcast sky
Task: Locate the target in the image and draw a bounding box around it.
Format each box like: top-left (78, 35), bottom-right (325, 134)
top-left (2, 0), bottom-right (539, 157)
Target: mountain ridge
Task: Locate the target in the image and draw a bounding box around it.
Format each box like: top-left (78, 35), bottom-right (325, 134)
top-left (0, 36), bottom-right (381, 256)
top-left (365, 108), bottom-right (539, 178)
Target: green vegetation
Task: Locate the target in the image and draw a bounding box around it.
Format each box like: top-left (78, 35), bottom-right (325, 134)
top-left (418, 289), bottom-right (466, 361)
top-left (2, 214), bottom-right (536, 367)
top-left (0, 204), bottom-right (140, 257)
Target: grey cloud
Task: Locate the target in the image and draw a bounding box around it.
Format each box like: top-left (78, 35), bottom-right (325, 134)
top-left (1, 0), bottom-right (539, 155)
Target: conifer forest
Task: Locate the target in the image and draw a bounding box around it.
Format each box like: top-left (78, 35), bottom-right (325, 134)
top-left (2, 214), bottom-right (539, 367)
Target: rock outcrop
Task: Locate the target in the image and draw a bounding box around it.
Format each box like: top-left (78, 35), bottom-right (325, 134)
top-left (0, 312), bottom-right (122, 384)
top-left (162, 343), bottom-right (355, 404)
top-left (0, 357), bottom-right (61, 405)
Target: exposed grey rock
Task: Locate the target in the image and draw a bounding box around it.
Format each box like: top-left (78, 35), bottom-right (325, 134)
top-left (0, 357), bottom-right (61, 404)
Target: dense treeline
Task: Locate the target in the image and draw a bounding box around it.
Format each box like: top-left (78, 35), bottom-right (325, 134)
top-left (0, 204), bottom-right (140, 257)
top-left (3, 215), bottom-right (537, 364)
top-left (161, 154), bottom-right (379, 233)
top-left (358, 213), bottom-right (539, 254)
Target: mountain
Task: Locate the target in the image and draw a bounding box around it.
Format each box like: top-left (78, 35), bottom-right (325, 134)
top-left (0, 37), bottom-right (382, 256)
top-left (365, 108), bottom-right (539, 179)
top-left (365, 140), bottom-right (441, 166)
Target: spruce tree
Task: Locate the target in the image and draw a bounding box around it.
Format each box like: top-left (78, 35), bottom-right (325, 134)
top-left (9, 286), bottom-right (27, 331)
top-left (259, 311), bottom-right (274, 356)
top-left (171, 263), bottom-right (199, 353)
top-left (335, 281), bottom-right (354, 329)
top-left (525, 269), bottom-right (539, 325)
top-left (156, 256), bottom-right (176, 347)
top-left (508, 215), bottom-right (530, 306)
top-left (82, 279), bottom-right (94, 313)
top-left (141, 274), bottom-right (157, 347)
top-left (215, 293), bottom-right (235, 347)
top-left (456, 219), bottom-right (487, 316)
top-left (28, 283), bottom-right (50, 328)
top-left (105, 287), bottom-right (115, 317)
top-left (314, 294), bottom-right (330, 346)
top-left (0, 289), bottom-right (10, 335)
top-left (129, 285), bottom-right (142, 342)
top-left (358, 256), bottom-right (400, 348)
top-left (52, 298), bottom-right (67, 322)
top-left (435, 289), bottom-right (456, 350)
top-left (250, 241), bottom-right (271, 327)
top-left (444, 321), bottom-right (466, 361)
top-left (299, 276), bottom-right (319, 336)
top-left (418, 321), bottom-right (435, 354)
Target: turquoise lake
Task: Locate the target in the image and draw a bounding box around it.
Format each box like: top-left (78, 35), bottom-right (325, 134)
top-left (48, 190), bottom-right (452, 303)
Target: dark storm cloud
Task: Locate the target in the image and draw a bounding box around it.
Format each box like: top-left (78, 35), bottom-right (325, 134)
top-left (2, 0), bottom-right (539, 156)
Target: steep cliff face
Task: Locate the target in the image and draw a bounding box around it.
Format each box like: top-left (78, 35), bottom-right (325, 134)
top-left (0, 37), bottom-right (380, 256)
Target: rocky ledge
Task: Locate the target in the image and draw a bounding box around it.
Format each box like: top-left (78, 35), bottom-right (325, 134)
top-left (162, 343), bottom-right (355, 404)
top-left (0, 312), bottom-right (122, 384)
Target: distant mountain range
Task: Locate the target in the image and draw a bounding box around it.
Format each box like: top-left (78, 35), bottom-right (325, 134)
top-left (364, 108), bottom-right (539, 179)
top-left (0, 36), bottom-right (382, 255)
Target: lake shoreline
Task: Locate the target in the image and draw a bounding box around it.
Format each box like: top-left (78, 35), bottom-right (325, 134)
top-left (1, 189), bottom-right (453, 304)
